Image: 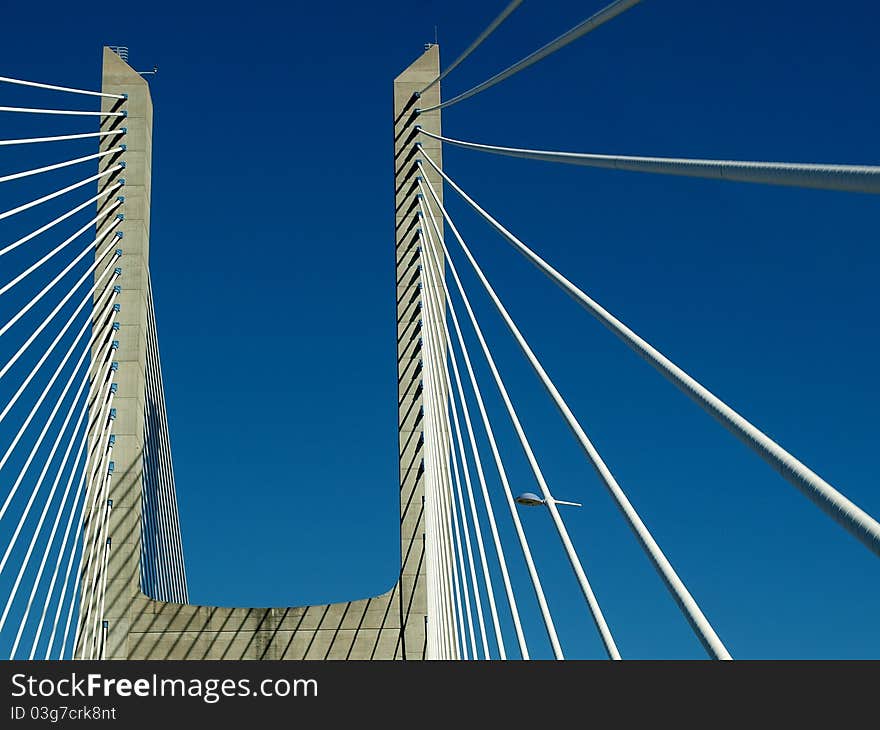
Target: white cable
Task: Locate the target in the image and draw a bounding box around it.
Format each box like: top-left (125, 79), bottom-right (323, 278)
top-left (419, 0), bottom-right (641, 112)
top-left (418, 188), bottom-right (555, 659)
top-left (419, 155), bottom-right (733, 660)
top-left (52, 351), bottom-right (117, 659)
top-left (0, 199), bottom-right (122, 296)
top-left (417, 128), bottom-right (880, 195)
top-left (423, 300), bottom-right (460, 658)
top-left (76, 389), bottom-right (117, 659)
top-left (4, 391), bottom-right (91, 655)
top-left (0, 181), bottom-right (123, 258)
top-left (420, 250), bottom-right (480, 658)
top-left (27, 296), bottom-right (118, 659)
top-left (0, 146), bottom-right (123, 185)
top-left (0, 106), bottom-right (126, 117)
top-left (420, 227), bottom-right (502, 659)
top-left (0, 360), bottom-right (91, 585)
top-left (420, 175), bottom-right (622, 660)
top-left (419, 1), bottom-right (525, 95)
top-left (0, 75), bottom-right (126, 99)
top-left (0, 219), bottom-right (122, 344)
top-left (422, 222), bottom-right (534, 661)
top-left (0, 259), bottom-right (120, 481)
top-left (0, 130), bottom-right (125, 147)
top-left (0, 166), bottom-right (122, 222)
top-left (76, 336), bottom-right (122, 659)
top-left (419, 148), bottom-right (880, 560)
top-left (446, 428), bottom-right (478, 658)
top-left (0, 257), bottom-right (118, 426)
top-left (28, 450), bottom-right (89, 659)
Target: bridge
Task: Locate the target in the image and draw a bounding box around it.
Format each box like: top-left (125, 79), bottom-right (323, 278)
top-left (0, 1), bottom-right (878, 661)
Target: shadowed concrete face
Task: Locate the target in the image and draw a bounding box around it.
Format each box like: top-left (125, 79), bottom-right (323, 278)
top-left (81, 46), bottom-right (446, 660)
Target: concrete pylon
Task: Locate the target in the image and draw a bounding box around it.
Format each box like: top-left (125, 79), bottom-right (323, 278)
top-left (80, 46), bottom-right (449, 660)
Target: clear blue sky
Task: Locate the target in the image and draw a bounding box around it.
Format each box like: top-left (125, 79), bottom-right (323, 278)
top-left (1, 0), bottom-right (878, 659)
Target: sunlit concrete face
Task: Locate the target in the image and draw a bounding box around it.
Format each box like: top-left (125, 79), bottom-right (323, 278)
top-left (86, 46), bottom-right (445, 660)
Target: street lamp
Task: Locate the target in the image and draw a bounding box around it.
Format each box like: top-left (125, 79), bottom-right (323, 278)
top-left (515, 492), bottom-right (582, 508)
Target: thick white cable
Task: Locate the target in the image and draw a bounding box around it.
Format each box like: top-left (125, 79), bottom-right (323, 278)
top-left (0, 146), bottom-right (123, 185)
top-left (76, 392), bottom-right (117, 660)
top-left (0, 219), bottom-right (122, 344)
top-left (0, 130), bottom-right (125, 147)
top-left (0, 166), bottom-right (122, 222)
top-left (422, 275), bottom-right (468, 658)
top-left (420, 166), bottom-right (730, 660)
top-left (28, 297), bottom-right (118, 659)
top-left (0, 181), bottom-right (123, 258)
top-left (417, 128), bottom-right (880, 195)
top-left (0, 75), bottom-right (126, 99)
top-left (0, 359), bottom-right (91, 583)
top-left (422, 221), bottom-right (532, 660)
top-left (422, 331), bottom-right (450, 658)
top-left (419, 1), bottom-right (525, 95)
top-left (419, 0), bottom-right (641, 112)
top-left (419, 148), bottom-right (880, 559)
top-left (419, 174), bottom-right (622, 660)
top-left (420, 250), bottom-right (482, 658)
top-left (0, 199), bottom-right (122, 296)
top-left (52, 351), bottom-right (116, 659)
top-left (419, 188), bottom-right (555, 659)
top-left (419, 157), bottom-right (732, 660)
top-left (0, 106), bottom-right (126, 117)
top-left (28, 451), bottom-right (89, 659)
top-left (0, 258), bottom-right (120, 481)
top-left (445, 422), bottom-right (479, 658)
top-left (4, 391), bottom-right (90, 654)
top-left (425, 304), bottom-right (461, 659)
top-left (78, 339), bottom-right (122, 656)
top-left (420, 227), bottom-right (502, 659)
top-left (0, 257), bottom-right (118, 426)
top-left (421, 323), bottom-right (442, 657)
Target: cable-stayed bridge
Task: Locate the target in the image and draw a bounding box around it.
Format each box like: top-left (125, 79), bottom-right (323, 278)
top-left (0, 1), bottom-right (878, 660)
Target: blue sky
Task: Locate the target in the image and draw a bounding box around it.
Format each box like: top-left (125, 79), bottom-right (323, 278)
top-left (0, 0), bottom-right (878, 659)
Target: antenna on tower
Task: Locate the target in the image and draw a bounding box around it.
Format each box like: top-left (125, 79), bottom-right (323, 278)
top-left (109, 46), bottom-right (129, 62)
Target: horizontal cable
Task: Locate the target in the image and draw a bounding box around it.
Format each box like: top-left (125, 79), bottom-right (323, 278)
top-left (0, 75), bottom-right (126, 100)
top-left (0, 130), bottom-right (125, 147)
top-left (0, 106), bottom-right (126, 117)
top-left (0, 166), bottom-right (123, 222)
top-left (0, 182), bottom-right (123, 258)
top-left (417, 129), bottom-right (880, 195)
top-left (418, 146), bottom-right (880, 559)
top-left (419, 1), bottom-right (525, 95)
top-left (0, 147), bottom-right (123, 185)
top-left (419, 0), bottom-right (641, 112)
